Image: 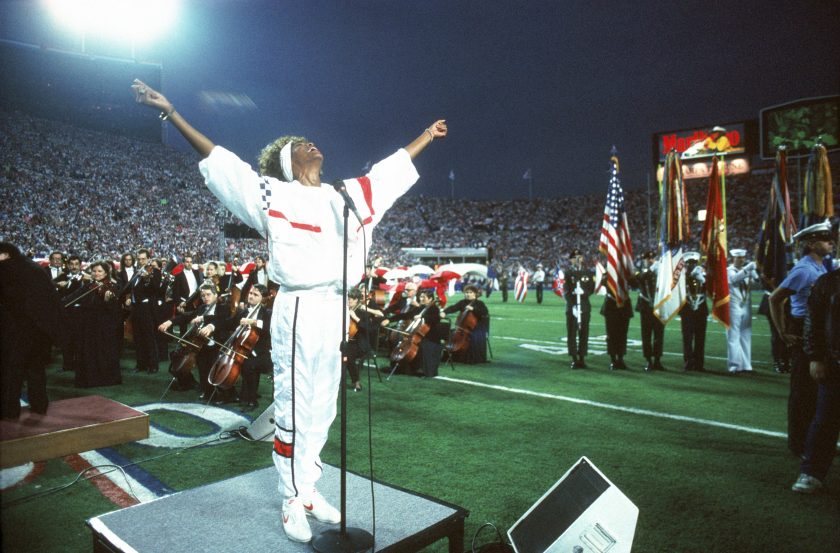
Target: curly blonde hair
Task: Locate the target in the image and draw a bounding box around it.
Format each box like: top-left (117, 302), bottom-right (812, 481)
top-left (258, 135), bottom-right (307, 180)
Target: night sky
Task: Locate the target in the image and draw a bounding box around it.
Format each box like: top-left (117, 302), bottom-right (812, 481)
top-left (2, 0), bottom-right (839, 199)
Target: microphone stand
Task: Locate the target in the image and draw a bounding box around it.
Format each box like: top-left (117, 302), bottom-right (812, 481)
top-left (313, 204), bottom-right (373, 553)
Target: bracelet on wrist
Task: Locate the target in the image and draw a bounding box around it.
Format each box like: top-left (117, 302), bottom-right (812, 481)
top-left (425, 128), bottom-right (434, 141)
top-left (159, 107), bottom-right (176, 121)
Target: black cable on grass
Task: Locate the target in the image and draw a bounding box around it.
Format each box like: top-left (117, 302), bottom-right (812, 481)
top-left (4, 432), bottom-right (232, 507)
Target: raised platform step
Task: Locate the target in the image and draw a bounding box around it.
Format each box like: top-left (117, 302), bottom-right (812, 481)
top-left (0, 395), bottom-right (149, 468)
top-left (89, 463), bottom-right (468, 552)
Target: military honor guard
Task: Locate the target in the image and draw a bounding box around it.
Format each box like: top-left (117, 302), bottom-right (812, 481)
top-left (680, 252), bottom-right (708, 372)
top-left (635, 251), bottom-right (665, 372)
top-left (726, 248), bottom-right (759, 373)
top-left (563, 249), bottom-right (595, 369)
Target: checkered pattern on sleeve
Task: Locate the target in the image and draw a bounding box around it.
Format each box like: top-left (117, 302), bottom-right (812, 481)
top-left (259, 178), bottom-right (272, 211)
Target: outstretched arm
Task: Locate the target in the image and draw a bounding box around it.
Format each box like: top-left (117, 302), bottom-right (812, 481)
top-left (404, 119), bottom-right (447, 159)
top-left (131, 79), bottom-right (215, 159)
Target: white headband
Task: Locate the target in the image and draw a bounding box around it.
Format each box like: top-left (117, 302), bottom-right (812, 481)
top-left (279, 141), bottom-right (294, 181)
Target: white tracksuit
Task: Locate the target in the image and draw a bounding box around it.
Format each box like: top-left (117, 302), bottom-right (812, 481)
top-left (200, 146), bottom-right (418, 498)
top-left (726, 264), bottom-right (759, 371)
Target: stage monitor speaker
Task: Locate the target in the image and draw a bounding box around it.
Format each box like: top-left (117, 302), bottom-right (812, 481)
top-left (507, 456), bottom-right (638, 553)
top-left (243, 405), bottom-right (275, 442)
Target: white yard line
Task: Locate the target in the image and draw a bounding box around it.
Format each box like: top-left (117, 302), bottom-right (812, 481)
top-left (435, 376), bottom-right (786, 439)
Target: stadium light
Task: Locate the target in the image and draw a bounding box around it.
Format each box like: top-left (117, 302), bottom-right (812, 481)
top-left (45, 0), bottom-right (179, 46)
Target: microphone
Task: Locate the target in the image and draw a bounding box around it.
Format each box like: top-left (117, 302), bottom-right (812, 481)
top-left (331, 179), bottom-right (363, 224)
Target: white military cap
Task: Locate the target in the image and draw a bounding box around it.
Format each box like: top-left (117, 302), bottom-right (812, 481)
top-left (684, 251), bottom-right (701, 261)
top-left (792, 220), bottom-right (833, 241)
top-left (730, 249), bottom-right (747, 257)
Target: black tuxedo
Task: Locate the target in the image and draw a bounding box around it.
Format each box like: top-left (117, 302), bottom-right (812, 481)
top-left (219, 305), bottom-right (272, 404)
top-left (170, 303), bottom-right (233, 395)
top-left (1, 256), bottom-right (68, 418)
top-left (173, 269), bottom-right (202, 303)
top-left (241, 268), bottom-right (269, 300)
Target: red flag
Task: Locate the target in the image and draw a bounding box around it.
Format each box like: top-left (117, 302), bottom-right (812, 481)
top-left (700, 156), bottom-right (730, 328)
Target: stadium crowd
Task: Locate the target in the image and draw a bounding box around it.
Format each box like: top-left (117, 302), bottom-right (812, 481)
top-left (1, 109), bottom-right (838, 276)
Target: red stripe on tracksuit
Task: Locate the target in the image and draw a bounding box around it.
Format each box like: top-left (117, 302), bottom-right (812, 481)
top-left (357, 176), bottom-right (374, 216)
top-left (354, 176), bottom-right (375, 230)
top-left (274, 437), bottom-right (294, 458)
top-left (267, 209), bottom-right (322, 233)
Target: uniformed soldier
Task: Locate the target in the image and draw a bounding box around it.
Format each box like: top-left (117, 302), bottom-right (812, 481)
top-left (727, 248), bottom-right (760, 373)
top-left (680, 251), bottom-right (708, 372)
top-left (635, 251), bottom-right (665, 371)
top-left (533, 263), bottom-right (546, 304)
top-left (563, 249), bottom-right (595, 369)
top-left (600, 265), bottom-right (633, 371)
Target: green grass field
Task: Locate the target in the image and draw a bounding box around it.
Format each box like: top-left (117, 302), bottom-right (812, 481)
top-left (2, 292), bottom-right (839, 553)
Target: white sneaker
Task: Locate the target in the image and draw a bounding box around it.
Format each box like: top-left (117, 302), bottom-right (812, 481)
top-left (303, 488), bottom-right (342, 524)
top-left (728, 366), bottom-right (740, 373)
top-left (791, 473), bottom-right (823, 494)
top-left (282, 497), bottom-right (313, 542)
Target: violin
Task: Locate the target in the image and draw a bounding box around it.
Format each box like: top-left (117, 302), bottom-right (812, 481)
top-left (446, 300), bottom-right (478, 354)
top-left (63, 278), bottom-right (104, 308)
top-left (390, 304), bottom-right (432, 363)
top-left (207, 304), bottom-right (261, 390)
top-left (93, 278), bottom-right (118, 301)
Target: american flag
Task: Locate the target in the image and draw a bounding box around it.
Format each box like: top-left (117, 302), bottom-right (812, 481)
top-left (598, 148), bottom-right (634, 307)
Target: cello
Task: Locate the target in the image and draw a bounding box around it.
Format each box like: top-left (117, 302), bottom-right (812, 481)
top-left (390, 304), bottom-right (432, 363)
top-left (446, 300), bottom-right (478, 354)
top-left (164, 320), bottom-right (209, 380)
top-left (207, 304), bottom-right (261, 390)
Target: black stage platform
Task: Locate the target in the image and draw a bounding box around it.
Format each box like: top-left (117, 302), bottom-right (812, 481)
top-left (88, 463), bottom-right (468, 552)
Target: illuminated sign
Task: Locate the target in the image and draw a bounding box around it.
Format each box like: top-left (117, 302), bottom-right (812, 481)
top-left (760, 95), bottom-right (839, 159)
top-left (656, 157), bottom-right (750, 181)
top-left (655, 122), bottom-right (747, 162)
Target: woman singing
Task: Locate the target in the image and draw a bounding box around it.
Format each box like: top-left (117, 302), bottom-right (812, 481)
top-left (132, 78), bottom-right (446, 543)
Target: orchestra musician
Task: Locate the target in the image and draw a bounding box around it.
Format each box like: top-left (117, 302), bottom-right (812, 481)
top-left (382, 281), bottom-right (419, 352)
top-left (127, 249), bottom-right (161, 374)
top-left (58, 254), bottom-right (87, 373)
top-left (203, 261), bottom-right (224, 296)
top-left (443, 284), bottom-right (490, 364)
top-left (219, 284), bottom-right (272, 410)
top-left (173, 253), bottom-right (201, 311)
top-left (76, 260), bottom-right (122, 388)
top-left (151, 257), bottom-right (174, 365)
top-left (346, 288), bottom-right (383, 391)
top-left (117, 252), bottom-right (136, 291)
top-left (382, 289), bottom-right (446, 377)
top-left (240, 255), bottom-right (269, 306)
top-left (44, 250), bottom-right (65, 284)
top-left (158, 283), bottom-right (233, 401)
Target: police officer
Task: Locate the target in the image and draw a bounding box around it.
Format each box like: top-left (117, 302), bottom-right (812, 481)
top-left (635, 251), bottom-right (665, 371)
top-left (680, 251), bottom-right (708, 372)
top-left (563, 249), bottom-right (595, 369)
